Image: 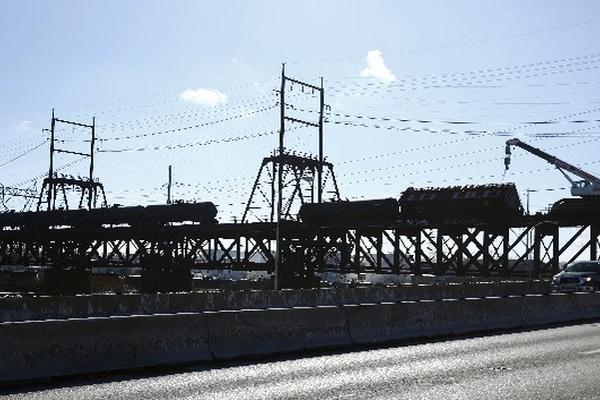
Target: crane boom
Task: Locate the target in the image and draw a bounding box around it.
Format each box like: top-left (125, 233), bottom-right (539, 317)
top-left (504, 138), bottom-right (600, 197)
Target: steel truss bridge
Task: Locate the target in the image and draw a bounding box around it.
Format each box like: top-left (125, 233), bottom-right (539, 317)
top-left (1, 215), bottom-right (598, 281)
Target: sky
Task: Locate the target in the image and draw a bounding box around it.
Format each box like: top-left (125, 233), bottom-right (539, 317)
top-left (1, 0), bottom-right (600, 220)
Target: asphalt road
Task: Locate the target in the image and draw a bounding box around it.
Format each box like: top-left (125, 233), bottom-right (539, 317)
top-left (4, 322), bottom-right (600, 399)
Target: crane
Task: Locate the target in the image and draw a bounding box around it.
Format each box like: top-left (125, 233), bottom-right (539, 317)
top-left (504, 138), bottom-right (600, 197)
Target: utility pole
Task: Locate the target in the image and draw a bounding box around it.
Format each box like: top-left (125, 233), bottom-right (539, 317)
top-left (274, 63), bottom-right (286, 290)
top-left (167, 165), bottom-right (173, 204)
top-left (88, 117), bottom-right (96, 209)
top-left (526, 188), bottom-right (533, 262)
top-left (318, 77), bottom-right (324, 203)
top-left (47, 109), bottom-right (56, 211)
top-left (268, 64), bottom-right (328, 289)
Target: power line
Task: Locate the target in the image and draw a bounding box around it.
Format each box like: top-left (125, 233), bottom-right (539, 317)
top-left (100, 96), bottom-right (276, 132)
top-left (288, 17), bottom-right (600, 66)
top-left (288, 103), bottom-right (600, 126)
top-left (98, 123), bottom-right (306, 153)
top-left (341, 136), bottom-right (600, 186)
top-left (0, 142), bottom-right (47, 170)
top-left (97, 104), bottom-right (277, 143)
top-left (55, 70), bottom-right (278, 116)
top-left (10, 156), bottom-right (89, 188)
top-left (326, 58), bottom-right (600, 99)
top-left (327, 51), bottom-right (600, 92)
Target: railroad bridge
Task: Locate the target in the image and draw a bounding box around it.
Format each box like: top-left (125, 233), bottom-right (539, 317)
top-left (1, 197), bottom-right (599, 287)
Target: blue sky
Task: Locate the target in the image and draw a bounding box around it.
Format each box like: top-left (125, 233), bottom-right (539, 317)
top-left (1, 0), bottom-right (600, 219)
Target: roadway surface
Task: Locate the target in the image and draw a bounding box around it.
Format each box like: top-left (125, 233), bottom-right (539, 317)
top-left (3, 322), bottom-right (600, 399)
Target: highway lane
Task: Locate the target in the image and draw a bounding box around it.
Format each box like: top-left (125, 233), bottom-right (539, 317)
top-left (4, 322), bottom-right (600, 399)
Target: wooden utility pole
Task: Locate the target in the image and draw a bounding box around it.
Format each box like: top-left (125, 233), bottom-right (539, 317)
top-left (167, 165), bottom-right (173, 204)
top-left (88, 117), bottom-right (96, 209)
top-left (318, 77), bottom-right (324, 203)
top-left (47, 109), bottom-right (56, 210)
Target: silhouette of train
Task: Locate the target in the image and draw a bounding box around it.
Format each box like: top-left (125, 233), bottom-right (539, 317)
top-left (299, 183), bottom-right (524, 225)
top-left (0, 202), bottom-right (218, 228)
top-left (2, 182), bottom-right (600, 229)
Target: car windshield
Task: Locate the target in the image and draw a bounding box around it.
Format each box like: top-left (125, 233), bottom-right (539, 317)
top-left (563, 262), bottom-right (600, 273)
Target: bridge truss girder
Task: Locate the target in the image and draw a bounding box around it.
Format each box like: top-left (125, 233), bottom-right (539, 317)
top-left (300, 222), bottom-right (600, 278)
top-left (1, 220), bottom-right (600, 279)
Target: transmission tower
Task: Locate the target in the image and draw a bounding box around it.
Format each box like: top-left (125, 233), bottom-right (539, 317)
top-left (242, 65), bottom-right (340, 223)
top-left (0, 183), bottom-right (38, 211)
top-left (37, 110), bottom-right (107, 211)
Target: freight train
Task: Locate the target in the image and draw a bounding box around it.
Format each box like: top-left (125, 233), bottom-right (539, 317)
top-left (3, 182), bottom-right (597, 231)
top-left (299, 183), bottom-right (524, 226)
top-left (0, 201), bottom-right (218, 229)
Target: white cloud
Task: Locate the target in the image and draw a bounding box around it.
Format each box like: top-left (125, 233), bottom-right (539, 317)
top-left (360, 49), bottom-right (396, 83)
top-left (179, 87), bottom-right (228, 106)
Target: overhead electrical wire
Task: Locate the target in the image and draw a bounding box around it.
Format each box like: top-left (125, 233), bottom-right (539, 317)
top-left (56, 71), bottom-right (278, 117)
top-left (507, 106), bottom-right (600, 133)
top-left (129, 119), bottom-right (600, 202)
top-left (328, 52), bottom-right (600, 92)
top-left (100, 96), bottom-right (277, 132)
top-left (340, 133), bottom-right (600, 181)
top-left (97, 122), bottom-right (305, 153)
top-left (287, 103), bottom-right (600, 127)
top-left (0, 142), bottom-right (47, 170)
top-left (93, 118), bottom-right (282, 178)
top-left (288, 17), bottom-right (600, 66)
top-left (326, 59), bottom-right (600, 99)
top-left (330, 52), bottom-right (600, 92)
top-left (327, 119), bottom-right (488, 136)
top-left (96, 104), bottom-right (277, 144)
top-left (10, 156), bottom-right (89, 188)
top-left (340, 135), bottom-right (600, 186)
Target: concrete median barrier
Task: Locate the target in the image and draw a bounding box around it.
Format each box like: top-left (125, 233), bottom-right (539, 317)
top-left (444, 296), bottom-right (523, 334)
top-left (207, 306), bottom-right (350, 360)
top-left (2, 292), bottom-right (600, 384)
top-left (574, 292), bottom-right (600, 319)
top-left (0, 313), bottom-right (212, 383)
top-left (0, 281), bottom-right (552, 322)
top-left (345, 300), bottom-right (449, 345)
top-left (519, 293), bottom-right (582, 326)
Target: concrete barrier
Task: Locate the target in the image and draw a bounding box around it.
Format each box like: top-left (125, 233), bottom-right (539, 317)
top-left (345, 300), bottom-right (449, 345)
top-left (0, 281), bottom-right (551, 322)
top-left (519, 293), bottom-right (582, 326)
top-left (1, 292), bottom-right (600, 384)
top-left (444, 296), bottom-right (523, 334)
top-left (0, 313), bottom-right (212, 383)
top-left (574, 292), bottom-right (600, 319)
top-left (207, 306), bottom-right (350, 360)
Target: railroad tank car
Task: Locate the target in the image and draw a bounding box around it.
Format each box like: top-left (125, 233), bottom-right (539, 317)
top-left (0, 201), bottom-right (218, 228)
top-left (298, 198), bottom-right (399, 226)
top-left (143, 202), bottom-right (218, 224)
